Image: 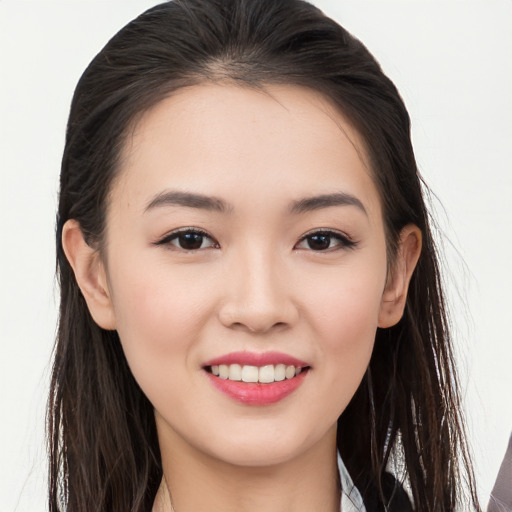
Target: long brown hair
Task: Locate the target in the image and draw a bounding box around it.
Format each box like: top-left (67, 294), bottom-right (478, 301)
top-left (49, 0), bottom-right (480, 510)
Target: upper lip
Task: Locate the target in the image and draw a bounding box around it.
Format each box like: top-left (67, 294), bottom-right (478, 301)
top-left (203, 351), bottom-right (310, 368)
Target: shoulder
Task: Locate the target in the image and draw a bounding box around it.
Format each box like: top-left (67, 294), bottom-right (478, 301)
top-left (362, 472), bottom-right (414, 512)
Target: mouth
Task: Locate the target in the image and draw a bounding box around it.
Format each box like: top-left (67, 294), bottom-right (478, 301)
top-left (202, 352), bottom-right (311, 405)
top-left (205, 363), bottom-right (309, 383)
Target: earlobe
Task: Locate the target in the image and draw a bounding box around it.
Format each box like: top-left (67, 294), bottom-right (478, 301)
top-left (378, 224), bottom-right (422, 328)
top-left (61, 220), bottom-right (116, 330)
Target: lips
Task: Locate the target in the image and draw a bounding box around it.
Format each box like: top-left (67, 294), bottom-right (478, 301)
top-left (209, 363), bottom-right (302, 383)
top-left (203, 351), bottom-right (310, 405)
top-left (203, 351), bottom-right (309, 368)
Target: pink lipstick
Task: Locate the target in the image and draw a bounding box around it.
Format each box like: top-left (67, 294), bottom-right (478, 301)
top-left (203, 351), bottom-right (308, 368)
top-left (203, 351), bottom-right (310, 405)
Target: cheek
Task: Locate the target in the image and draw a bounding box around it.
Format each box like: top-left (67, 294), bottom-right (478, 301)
top-left (307, 264), bottom-right (384, 346)
top-left (108, 256), bottom-right (215, 381)
top-left (324, 288), bottom-right (381, 350)
top-left (303, 265), bottom-right (385, 404)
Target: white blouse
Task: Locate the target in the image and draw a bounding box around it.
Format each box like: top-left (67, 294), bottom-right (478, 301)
top-left (338, 453), bottom-right (367, 512)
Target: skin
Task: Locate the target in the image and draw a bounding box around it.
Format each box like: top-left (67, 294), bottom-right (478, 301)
top-left (63, 84), bottom-right (421, 512)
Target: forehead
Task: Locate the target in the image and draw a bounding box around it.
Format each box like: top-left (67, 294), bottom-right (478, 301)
top-left (114, 83), bottom-right (380, 218)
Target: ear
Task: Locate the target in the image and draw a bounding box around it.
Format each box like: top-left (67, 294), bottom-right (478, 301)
top-left (378, 224), bottom-right (422, 328)
top-left (61, 219), bottom-right (116, 330)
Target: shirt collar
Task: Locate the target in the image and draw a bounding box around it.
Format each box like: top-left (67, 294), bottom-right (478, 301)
top-left (338, 453), bottom-right (367, 512)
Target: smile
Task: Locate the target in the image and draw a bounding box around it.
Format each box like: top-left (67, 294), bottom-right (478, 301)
top-left (208, 364), bottom-right (303, 383)
top-left (203, 352), bottom-right (310, 405)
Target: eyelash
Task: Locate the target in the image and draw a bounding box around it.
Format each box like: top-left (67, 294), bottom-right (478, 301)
top-left (154, 228), bottom-right (357, 252)
top-left (154, 228), bottom-right (219, 251)
top-left (296, 229), bottom-right (358, 252)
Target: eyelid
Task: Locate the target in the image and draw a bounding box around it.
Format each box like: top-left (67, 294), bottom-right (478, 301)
top-left (153, 227), bottom-right (219, 249)
top-left (152, 227), bottom-right (356, 251)
top-left (295, 228), bottom-right (358, 251)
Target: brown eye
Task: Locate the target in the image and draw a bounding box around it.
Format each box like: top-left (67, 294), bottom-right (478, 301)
top-left (306, 233), bottom-right (333, 251)
top-left (296, 230), bottom-right (357, 251)
top-left (156, 229), bottom-right (217, 251)
top-left (174, 232), bottom-right (207, 250)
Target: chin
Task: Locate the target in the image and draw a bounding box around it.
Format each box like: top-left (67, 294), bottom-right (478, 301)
top-left (198, 422), bottom-right (332, 469)
top-left (211, 445), bottom-right (304, 468)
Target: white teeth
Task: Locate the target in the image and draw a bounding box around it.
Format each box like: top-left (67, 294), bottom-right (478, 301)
top-left (274, 364), bottom-right (286, 381)
top-left (241, 365), bottom-right (259, 383)
top-left (229, 364), bottom-right (242, 381)
top-left (210, 363), bottom-right (305, 383)
top-left (258, 365), bottom-right (275, 383)
top-left (285, 365), bottom-right (295, 379)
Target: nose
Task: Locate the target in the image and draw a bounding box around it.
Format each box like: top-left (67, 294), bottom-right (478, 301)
top-left (218, 248), bottom-right (299, 334)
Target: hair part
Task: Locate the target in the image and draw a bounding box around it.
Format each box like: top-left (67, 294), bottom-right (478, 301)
top-left (50, 1), bottom-right (480, 510)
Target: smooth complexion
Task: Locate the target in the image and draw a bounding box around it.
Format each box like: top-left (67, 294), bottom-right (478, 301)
top-left (63, 84), bottom-right (421, 512)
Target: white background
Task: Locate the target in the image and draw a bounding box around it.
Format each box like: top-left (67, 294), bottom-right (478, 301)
top-left (1, 1), bottom-right (511, 510)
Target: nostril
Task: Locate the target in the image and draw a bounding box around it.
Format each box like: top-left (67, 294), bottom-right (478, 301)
top-left (247, 320), bottom-right (289, 334)
top-left (218, 297), bottom-right (299, 332)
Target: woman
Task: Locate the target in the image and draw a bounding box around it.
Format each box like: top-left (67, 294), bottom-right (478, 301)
top-left (48, 0), bottom-right (481, 510)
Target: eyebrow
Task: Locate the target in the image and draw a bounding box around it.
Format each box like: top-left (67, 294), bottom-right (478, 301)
top-left (144, 191), bottom-right (230, 213)
top-left (144, 190), bottom-right (367, 216)
top-left (289, 192), bottom-right (367, 216)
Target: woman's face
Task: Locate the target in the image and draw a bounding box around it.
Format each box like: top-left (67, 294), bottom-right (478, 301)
top-left (97, 84), bottom-right (402, 467)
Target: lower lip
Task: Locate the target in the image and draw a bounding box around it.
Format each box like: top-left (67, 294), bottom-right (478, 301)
top-left (205, 370), bottom-right (308, 405)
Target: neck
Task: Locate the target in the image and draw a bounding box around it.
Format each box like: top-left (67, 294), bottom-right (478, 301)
top-left (153, 424), bottom-right (340, 512)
